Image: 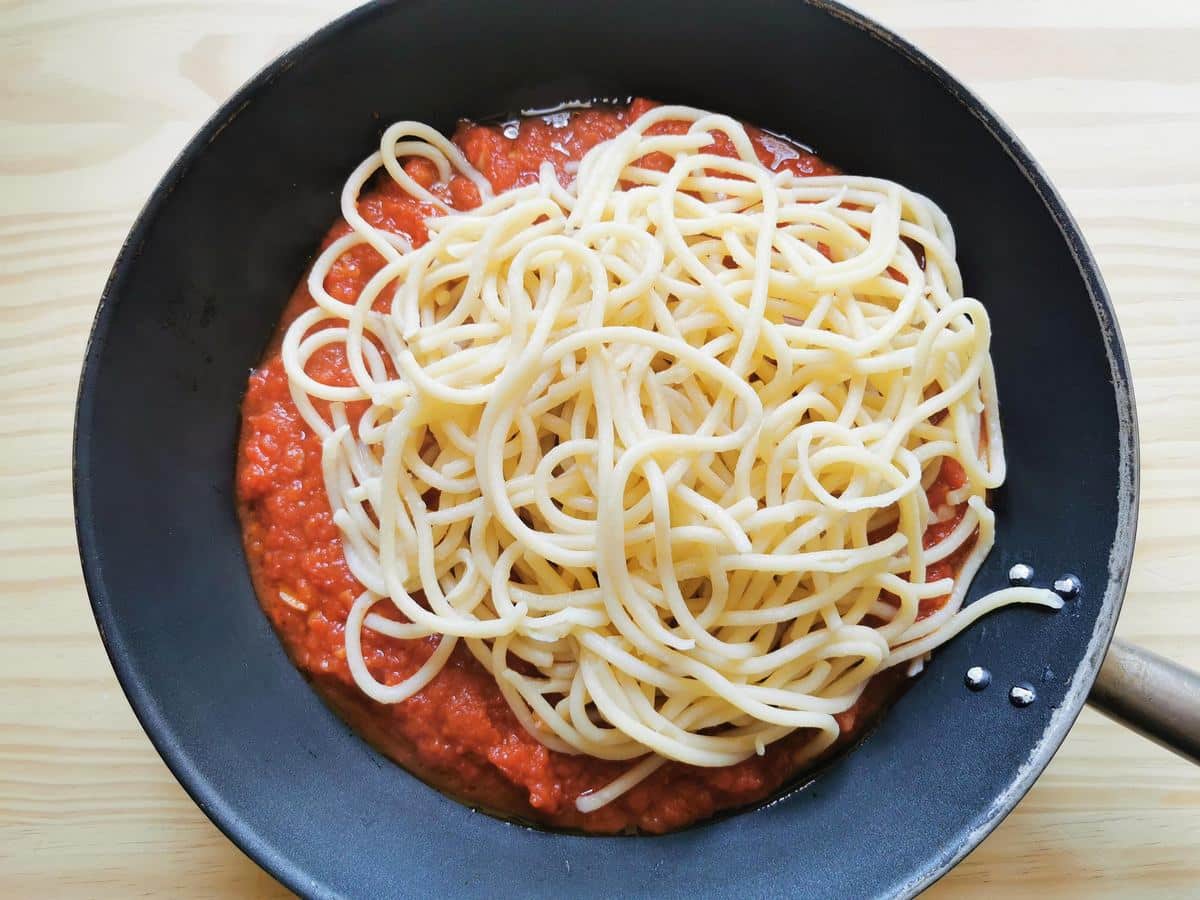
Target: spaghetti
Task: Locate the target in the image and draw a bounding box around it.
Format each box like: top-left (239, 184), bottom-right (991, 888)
top-left (278, 105), bottom-right (1062, 813)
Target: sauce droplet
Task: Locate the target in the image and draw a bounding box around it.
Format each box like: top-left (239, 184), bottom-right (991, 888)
top-left (900, 235), bottom-right (927, 271)
top-left (965, 666), bottom-right (991, 691)
top-left (1008, 563), bottom-right (1034, 586)
top-left (1053, 574), bottom-right (1081, 599)
top-left (1009, 684), bottom-right (1036, 707)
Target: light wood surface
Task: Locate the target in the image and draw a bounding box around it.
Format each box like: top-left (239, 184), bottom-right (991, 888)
top-left (2, 0), bottom-right (1198, 896)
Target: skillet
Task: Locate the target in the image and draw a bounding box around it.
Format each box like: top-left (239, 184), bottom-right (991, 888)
top-left (73, 0), bottom-right (1199, 896)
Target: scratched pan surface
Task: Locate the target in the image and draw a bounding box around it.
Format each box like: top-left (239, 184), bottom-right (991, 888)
top-left (74, 1), bottom-right (1138, 896)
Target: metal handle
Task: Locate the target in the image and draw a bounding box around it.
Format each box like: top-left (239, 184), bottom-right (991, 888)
top-left (1087, 638), bottom-right (1200, 764)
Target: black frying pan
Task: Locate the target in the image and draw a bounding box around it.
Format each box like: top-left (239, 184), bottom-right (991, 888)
top-left (72, 1), bottom-right (1200, 896)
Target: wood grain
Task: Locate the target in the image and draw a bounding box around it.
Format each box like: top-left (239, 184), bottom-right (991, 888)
top-left (1, 0), bottom-right (1197, 895)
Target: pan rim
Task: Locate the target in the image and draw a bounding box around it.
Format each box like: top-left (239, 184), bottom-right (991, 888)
top-left (72, 1), bottom-right (1140, 897)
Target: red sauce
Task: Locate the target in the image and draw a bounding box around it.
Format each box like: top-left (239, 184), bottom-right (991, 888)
top-left (237, 100), bottom-right (965, 834)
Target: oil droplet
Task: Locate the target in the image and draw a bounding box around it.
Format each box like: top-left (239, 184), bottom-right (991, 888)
top-left (1053, 574), bottom-right (1081, 599)
top-left (502, 122), bottom-right (520, 139)
top-left (544, 111), bottom-right (571, 128)
top-left (965, 666), bottom-right (991, 691)
top-left (1008, 563), bottom-right (1034, 586)
top-left (1009, 684), bottom-right (1036, 707)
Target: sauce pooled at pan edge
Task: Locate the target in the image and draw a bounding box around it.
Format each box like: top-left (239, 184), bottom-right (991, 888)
top-left (236, 98), bottom-right (975, 834)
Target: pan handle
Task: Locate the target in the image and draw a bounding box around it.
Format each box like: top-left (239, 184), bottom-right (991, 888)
top-left (1087, 638), bottom-right (1200, 764)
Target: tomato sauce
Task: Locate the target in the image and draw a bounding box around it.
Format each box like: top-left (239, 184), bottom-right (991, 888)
top-left (236, 99), bottom-right (964, 834)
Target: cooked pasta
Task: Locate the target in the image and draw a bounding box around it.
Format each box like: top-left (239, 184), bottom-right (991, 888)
top-left (278, 105), bottom-right (1062, 812)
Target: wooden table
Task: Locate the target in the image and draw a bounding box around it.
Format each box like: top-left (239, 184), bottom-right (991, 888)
top-left (3, 0), bottom-right (1198, 895)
